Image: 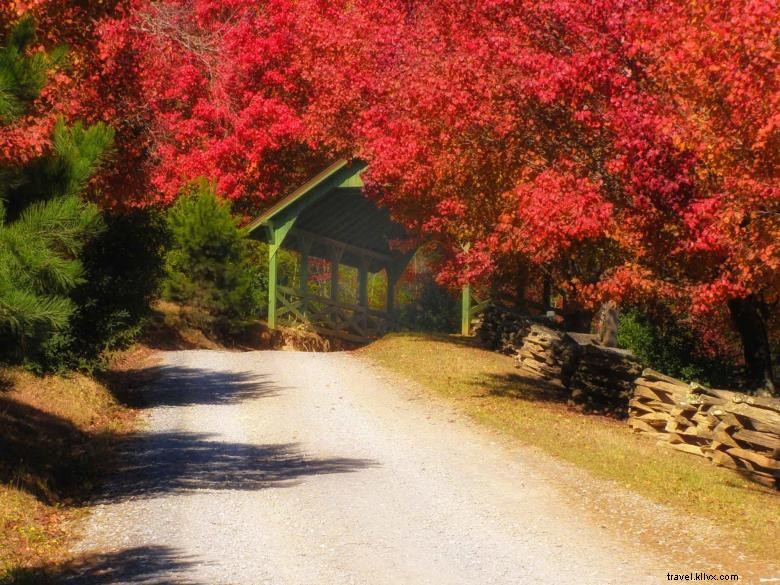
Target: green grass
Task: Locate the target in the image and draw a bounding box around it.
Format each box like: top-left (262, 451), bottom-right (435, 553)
top-left (360, 333), bottom-right (779, 561)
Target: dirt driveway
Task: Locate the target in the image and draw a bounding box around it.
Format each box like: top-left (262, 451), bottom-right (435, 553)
top-left (64, 350), bottom-right (735, 584)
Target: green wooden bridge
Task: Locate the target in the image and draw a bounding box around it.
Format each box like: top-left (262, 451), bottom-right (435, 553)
top-left (247, 160), bottom-right (486, 343)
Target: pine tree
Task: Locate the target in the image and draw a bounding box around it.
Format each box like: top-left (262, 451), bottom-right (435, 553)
top-left (0, 15), bottom-right (61, 123)
top-left (164, 182), bottom-right (257, 322)
top-left (0, 17), bottom-right (112, 359)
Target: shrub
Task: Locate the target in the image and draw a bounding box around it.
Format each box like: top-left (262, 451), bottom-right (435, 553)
top-left (0, 18), bottom-right (118, 369)
top-left (35, 209), bottom-right (169, 372)
top-left (617, 308), bottom-right (739, 387)
top-left (163, 182), bottom-right (260, 329)
top-left (397, 274), bottom-right (459, 333)
top-left (0, 122), bottom-right (114, 365)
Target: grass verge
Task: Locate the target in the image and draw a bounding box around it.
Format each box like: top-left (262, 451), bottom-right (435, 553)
top-left (360, 333), bottom-right (779, 561)
top-left (0, 350), bottom-right (147, 584)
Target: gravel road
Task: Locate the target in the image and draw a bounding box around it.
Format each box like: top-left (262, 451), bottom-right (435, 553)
top-left (67, 350), bottom-right (677, 585)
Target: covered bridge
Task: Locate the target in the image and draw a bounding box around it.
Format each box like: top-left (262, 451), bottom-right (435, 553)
top-left (247, 159), bottom-right (482, 342)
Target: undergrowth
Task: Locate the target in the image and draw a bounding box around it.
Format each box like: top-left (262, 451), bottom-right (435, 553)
top-left (0, 355), bottom-right (143, 583)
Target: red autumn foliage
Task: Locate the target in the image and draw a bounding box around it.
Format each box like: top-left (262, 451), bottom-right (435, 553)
top-left (302, 0), bottom-right (777, 378)
top-left (8, 0), bottom-right (776, 379)
top-left (0, 1), bottom-right (132, 172)
top-left (92, 0), bottom-right (333, 209)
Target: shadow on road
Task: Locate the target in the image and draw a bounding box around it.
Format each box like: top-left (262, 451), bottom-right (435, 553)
top-left (96, 433), bottom-right (376, 503)
top-left (93, 362), bottom-right (377, 502)
top-left (142, 365), bottom-right (284, 407)
top-left (6, 545), bottom-right (204, 585)
top-left (102, 364), bottom-right (285, 408)
top-left (1, 362), bottom-right (376, 584)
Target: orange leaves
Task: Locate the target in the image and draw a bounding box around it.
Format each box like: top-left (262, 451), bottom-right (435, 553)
top-left (0, 114), bottom-right (55, 165)
top-left (498, 168), bottom-right (612, 264)
top-left (23, 0), bottom-right (770, 341)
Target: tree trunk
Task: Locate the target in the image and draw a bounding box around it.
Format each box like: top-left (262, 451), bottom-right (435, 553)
top-left (728, 295), bottom-right (776, 394)
top-left (542, 275), bottom-right (552, 311)
top-left (563, 308), bottom-right (594, 333)
top-left (598, 302), bottom-right (619, 347)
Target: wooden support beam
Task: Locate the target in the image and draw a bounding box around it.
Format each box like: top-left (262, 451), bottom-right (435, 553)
top-left (298, 239), bottom-right (310, 319)
top-left (298, 235), bottom-right (311, 293)
top-left (461, 282), bottom-right (472, 336)
top-left (292, 228), bottom-right (394, 265)
top-left (267, 216), bottom-right (297, 330)
top-left (330, 244), bottom-right (344, 302)
top-left (358, 258), bottom-right (369, 309)
top-left (268, 244), bottom-right (279, 329)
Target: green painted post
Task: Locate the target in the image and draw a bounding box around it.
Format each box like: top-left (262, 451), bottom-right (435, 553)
top-left (265, 216), bottom-right (296, 330)
top-left (461, 282), bottom-right (472, 336)
top-left (358, 258), bottom-right (369, 308)
top-left (268, 242), bottom-right (279, 329)
top-left (298, 235), bottom-right (311, 319)
top-left (330, 245), bottom-right (343, 301)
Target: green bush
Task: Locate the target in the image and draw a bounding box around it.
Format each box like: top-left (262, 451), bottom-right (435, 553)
top-left (397, 274), bottom-right (459, 333)
top-left (35, 209), bottom-right (169, 372)
top-left (0, 119), bottom-right (113, 364)
top-left (617, 308), bottom-right (738, 387)
top-left (0, 17), bottom-right (119, 370)
top-left (163, 182), bottom-right (261, 329)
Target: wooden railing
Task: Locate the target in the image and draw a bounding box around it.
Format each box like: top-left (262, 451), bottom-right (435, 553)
top-left (275, 285), bottom-right (393, 343)
top-left (470, 295), bottom-right (491, 320)
top-left (462, 282), bottom-right (491, 335)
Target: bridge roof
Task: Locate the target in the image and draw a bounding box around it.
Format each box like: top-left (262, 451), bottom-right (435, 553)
top-left (247, 159), bottom-right (409, 271)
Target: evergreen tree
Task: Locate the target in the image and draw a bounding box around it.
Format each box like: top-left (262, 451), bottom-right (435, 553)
top-left (0, 17), bottom-right (112, 360)
top-left (164, 182), bottom-right (258, 321)
top-left (0, 15), bottom-right (62, 124)
top-left (36, 206), bottom-right (169, 372)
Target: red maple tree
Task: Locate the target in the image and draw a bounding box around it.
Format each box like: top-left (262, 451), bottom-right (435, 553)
top-left (308, 0), bottom-right (778, 388)
top-left (93, 0), bottom-right (333, 210)
top-left (24, 0), bottom-right (774, 388)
